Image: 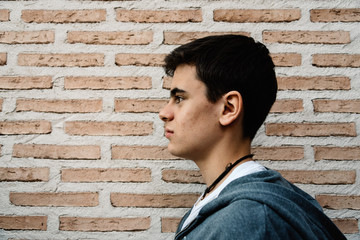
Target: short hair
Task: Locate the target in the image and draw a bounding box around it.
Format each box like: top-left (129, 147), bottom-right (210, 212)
top-left (164, 34), bottom-right (277, 140)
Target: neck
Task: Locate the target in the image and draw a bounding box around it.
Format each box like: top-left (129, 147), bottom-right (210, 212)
top-left (194, 137), bottom-right (252, 189)
top-left (201, 153), bottom-right (254, 199)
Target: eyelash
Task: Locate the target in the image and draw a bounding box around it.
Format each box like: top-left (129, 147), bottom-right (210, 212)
top-left (174, 95), bottom-right (184, 104)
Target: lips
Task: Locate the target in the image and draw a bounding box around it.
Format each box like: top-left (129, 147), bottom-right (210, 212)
top-left (164, 128), bottom-right (174, 139)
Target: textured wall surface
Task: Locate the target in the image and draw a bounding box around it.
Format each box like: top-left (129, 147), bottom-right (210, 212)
top-left (0, 0), bottom-right (359, 239)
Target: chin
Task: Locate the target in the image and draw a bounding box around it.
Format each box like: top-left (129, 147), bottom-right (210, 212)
top-left (167, 145), bottom-right (180, 157)
top-left (167, 144), bottom-right (188, 159)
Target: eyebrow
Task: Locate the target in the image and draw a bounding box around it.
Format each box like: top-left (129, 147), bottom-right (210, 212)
top-left (170, 87), bottom-right (187, 97)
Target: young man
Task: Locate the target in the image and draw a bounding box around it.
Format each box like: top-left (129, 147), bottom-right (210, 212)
top-left (159, 35), bottom-right (346, 240)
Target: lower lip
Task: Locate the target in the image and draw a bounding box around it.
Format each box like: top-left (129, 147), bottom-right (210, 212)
top-left (165, 131), bottom-right (174, 138)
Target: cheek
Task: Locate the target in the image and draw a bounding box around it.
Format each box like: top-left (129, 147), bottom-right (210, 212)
top-left (182, 106), bottom-right (219, 132)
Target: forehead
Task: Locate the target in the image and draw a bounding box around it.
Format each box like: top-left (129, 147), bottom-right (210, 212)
top-left (170, 65), bottom-right (206, 94)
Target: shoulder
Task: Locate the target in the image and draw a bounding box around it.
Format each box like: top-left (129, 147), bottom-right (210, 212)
top-left (193, 199), bottom-right (269, 239)
top-left (194, 197), bottom-right (311, 240)
top-left (217, 198), bottom-right (269, 228)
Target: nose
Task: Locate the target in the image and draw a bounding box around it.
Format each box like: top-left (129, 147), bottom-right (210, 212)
top-left (159, 102), bottom-right (174, 122)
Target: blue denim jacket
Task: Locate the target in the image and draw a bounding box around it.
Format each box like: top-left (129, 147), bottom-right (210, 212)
top-left (175, 170), bottom-right (346, 240)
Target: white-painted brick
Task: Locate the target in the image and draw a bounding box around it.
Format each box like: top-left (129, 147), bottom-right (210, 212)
top-left (0, 0), bottom-right (359, 238)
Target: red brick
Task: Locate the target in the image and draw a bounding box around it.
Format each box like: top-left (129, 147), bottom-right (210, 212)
top-left (0, 76), bottom-right (52, 90)
top-left (313, 54), bottom-right (360, 68)
top-left (0, 167), bottom-right (49, 182)
top-left (332, 218), bottom-right (359, 234)
top-left (214, 9), bottom-right (301, 23)
top-left (22, 9), bottom-right (106, 23)
top-left (116, 9), bottom-right (202, 23)
top-left (0, 52), bottom-right (6, 65)
top-left (277, 76), bottom-right (351, 90)
top-left (115, 53), bottom-right (166, 66)
top-left (67, 31), bottom-right (153, 45)
top-left (316, 195), bottom-right (360, 210)
top-left (266, 122), bottom-right (356, 137)
top-left (163, 31), bottom-right (250, 45)
top-left (59, 216), bottom-right (150, 232)
top-left (0, 216), bottom-right (47, 230)
top-left (0, 121), bottom-right (51, 135)
top-left (65, 121), bottom-right (153, 136)
top-left (163, 76), bottom-right (172, 89)
top-left (61, 168), bottom-right (151, 182)
top-left (0, 31), bottom-right (55, 44)
top-left (16, 99), bottom-right (102, 113)
top-left (18, 53), bottom-right (104, 67)
top-left (313, 99), bottom-right (360, 113)
top-left (0, 10), bottom-right (10, 21)
top-left (270, 53), bottom-right (302, 67)
top-left (310, 9), bottom-right (360, 22)
top-left (161, 217), bottom-right (181, 233)
top-left (114, 99), bottom-right (167, 113)
top-left (112, 145), bottom-right (178, 160)
top-left (314, 146), bottom-right (360, 161)
top-left (10, 192), bottom-right (98, 207)
top-left (263, 31), bottom-right (350, 44)
top-left (270, 99), bottom-right (303, 113)
top-left (13, 144), bottom-right (101, 160)
top-left (111, 193), bottom-right (199, 208)
top-left (64, 76), bottom-right (152, 90)
top-left (162, 169), bottom-right (204, 184)
top-left (161, 168), bottom-right (356, 186)
top-left (278, 170), bottom-right (356, 184)
top-left (252, 146), bottom-right (304, 161)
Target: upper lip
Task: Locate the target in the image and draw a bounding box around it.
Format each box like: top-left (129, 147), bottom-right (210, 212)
top-left (165, 128), bottom-right (174, 133)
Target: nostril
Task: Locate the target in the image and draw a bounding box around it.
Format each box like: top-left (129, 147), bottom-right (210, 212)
top-left (159, 104), bottom-right (173, 121)
top-left (159, 111), bottom-right (167, 121)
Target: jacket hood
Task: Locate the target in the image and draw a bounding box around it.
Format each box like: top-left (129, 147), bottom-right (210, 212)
top-left (176, 170), bottom-right (346, 240)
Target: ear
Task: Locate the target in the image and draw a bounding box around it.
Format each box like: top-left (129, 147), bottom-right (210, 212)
top-left (219, 91), bottom-right (243, 126)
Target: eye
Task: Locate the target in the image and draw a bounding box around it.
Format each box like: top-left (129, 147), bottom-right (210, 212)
top-left (175, 95), bottom-right (184, 104)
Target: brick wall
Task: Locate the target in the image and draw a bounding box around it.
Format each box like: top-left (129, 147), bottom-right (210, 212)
top-left (0, 0), bottom-right (359, 239)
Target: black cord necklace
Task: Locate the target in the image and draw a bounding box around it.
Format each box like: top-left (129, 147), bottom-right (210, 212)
top-left (201, 154), bottom-right (254, 200)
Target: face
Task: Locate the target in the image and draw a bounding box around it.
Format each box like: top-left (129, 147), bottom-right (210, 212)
top-left (159, 64), bottom-right (224, 161)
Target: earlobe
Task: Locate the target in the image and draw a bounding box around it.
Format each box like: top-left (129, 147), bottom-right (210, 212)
top-left (219, 91), bottom-right (242, 126)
